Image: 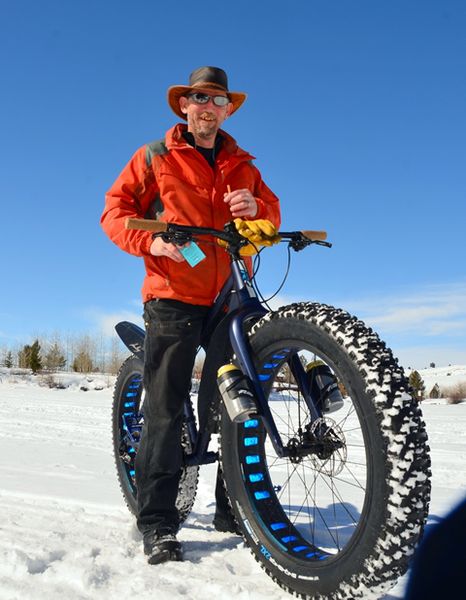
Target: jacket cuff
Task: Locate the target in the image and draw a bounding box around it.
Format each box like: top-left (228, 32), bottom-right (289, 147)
top-left (254, 197), bottom-right (265, 219)
top-left (140, 233), bottom-right (153, 255)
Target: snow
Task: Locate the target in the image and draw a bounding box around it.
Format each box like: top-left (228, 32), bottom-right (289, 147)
top-left (1, 366), bottom-right (466, 600)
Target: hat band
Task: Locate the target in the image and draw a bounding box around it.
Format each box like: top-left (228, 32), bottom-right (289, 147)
top-left (190, 81), bottom-right (228, 92)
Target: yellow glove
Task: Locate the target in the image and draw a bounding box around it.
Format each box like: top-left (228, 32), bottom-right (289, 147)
top-left (217, 219), bottom-right (280, 256)
top-left (234, 219), bottom-right (281, 247)
top-left (237, 242), bottom-right (259, 257)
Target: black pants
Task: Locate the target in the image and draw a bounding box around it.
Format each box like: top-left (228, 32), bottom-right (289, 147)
top-left (135, 299), bottom-right (231, 534)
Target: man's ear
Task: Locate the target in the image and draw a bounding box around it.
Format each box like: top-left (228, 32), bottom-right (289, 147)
top-left (225, 102), bottom-right (234, 118)
top-left (179, 96), bottom-right (188, 114)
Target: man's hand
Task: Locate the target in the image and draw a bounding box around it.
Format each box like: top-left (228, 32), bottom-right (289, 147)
top-left (224, 188), bottom-right (257, 218)
top-left (150, 237), bottom-right (186, 262)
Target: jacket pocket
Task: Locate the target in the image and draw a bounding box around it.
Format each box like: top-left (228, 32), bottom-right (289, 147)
top-left (157, 168), bottom-right (211, 199)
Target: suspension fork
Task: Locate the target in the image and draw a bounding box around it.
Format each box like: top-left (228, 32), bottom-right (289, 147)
top-left (229, 305), bottom-right (290, 459)
top-left (288, 352), bottom-right (323, 422)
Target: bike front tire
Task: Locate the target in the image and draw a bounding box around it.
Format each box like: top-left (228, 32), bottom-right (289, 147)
top-left (220, 302), bottom-right (431, 599)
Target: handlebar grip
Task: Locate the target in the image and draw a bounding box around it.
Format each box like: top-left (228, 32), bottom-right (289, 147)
top-left (301, 230), bottom-right (327, 241)
top-left (125, 218), bottom-right (168, 233)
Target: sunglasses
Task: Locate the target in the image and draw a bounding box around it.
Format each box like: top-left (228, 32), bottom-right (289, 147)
top-left (188, 92), bottom-right (230, 107)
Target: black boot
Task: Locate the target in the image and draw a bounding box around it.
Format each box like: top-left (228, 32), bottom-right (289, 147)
top-left (143, 529), bottom-right (183, 565)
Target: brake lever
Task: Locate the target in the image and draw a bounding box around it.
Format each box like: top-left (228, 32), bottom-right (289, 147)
top-left (316, 240), bottom-right (332, 248)
top-left (288, 236), bottom-right (332, 252)
top-left (160, 230), bottom-right (193, 246)
top-left (288, 238), bottom-right (308, 252)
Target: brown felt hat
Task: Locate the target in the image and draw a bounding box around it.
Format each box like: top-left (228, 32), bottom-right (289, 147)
top-left (167, 66), bottom-right (247, 120)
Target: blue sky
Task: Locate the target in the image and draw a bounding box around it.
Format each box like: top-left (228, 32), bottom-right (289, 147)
top-left (1, 0), bottom-right (465, 369)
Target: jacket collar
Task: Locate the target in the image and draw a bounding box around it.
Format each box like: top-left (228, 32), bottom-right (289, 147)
top-left (165, 123), bottom-right (254, 161)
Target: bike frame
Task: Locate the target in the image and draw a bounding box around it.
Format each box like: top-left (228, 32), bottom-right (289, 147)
top-left (181, 254), bottom-right (320, 467)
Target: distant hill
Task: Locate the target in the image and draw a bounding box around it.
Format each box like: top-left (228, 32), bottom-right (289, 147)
top-left (408, 364), bottom-right (466, 388)
top-left (405, 364), bottom-right (466, 401)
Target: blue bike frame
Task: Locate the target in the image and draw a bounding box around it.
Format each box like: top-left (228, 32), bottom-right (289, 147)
top-left (182, 254), bottom-right (319, 465)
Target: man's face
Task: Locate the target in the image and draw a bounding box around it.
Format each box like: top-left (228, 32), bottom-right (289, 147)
top-left (179, 90), bottom-right (233, 144)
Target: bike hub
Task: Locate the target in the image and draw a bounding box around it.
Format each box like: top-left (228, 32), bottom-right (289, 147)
top-left (286, 418), bottom-right (347, 476)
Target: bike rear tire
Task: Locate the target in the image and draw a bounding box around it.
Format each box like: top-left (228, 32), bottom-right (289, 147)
top-left (220, 302), bottom-right (431, 599)
top-left (112, 355), bottom-right (199, 523)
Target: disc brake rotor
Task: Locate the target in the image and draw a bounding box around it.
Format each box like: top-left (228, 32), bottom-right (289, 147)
top-left (308, 417), bottom-right (347, 477)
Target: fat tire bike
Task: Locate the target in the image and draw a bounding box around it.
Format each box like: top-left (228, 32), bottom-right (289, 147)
top-left (112, 218), bottom-right (431, 599)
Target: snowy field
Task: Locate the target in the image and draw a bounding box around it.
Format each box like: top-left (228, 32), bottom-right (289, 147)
top-left (1, 366), bottom-right (465, 600)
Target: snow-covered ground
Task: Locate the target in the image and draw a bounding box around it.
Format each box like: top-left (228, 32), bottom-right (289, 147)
top-left (1, 366), bottom-right (465, 600)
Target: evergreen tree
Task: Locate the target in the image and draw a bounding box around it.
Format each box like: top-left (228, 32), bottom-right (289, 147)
top-left (29, 340), bottom-right (42, 374)
top-left (44, 342), bottom-right (66, 371)
top-left (409, 370), bottom-right (426, 401)
top-left (429, 383), bottom-right (440, 399)
top-left (4, 351), bottom-right (13, 368)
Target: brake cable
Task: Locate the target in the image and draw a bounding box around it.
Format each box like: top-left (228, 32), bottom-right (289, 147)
top-left (251, 242), bottom-right (293, 308)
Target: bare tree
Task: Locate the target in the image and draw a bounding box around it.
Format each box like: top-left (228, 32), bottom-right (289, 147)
top-left (72, 350), bottom-right (94, 373)
top-left (108, 337), bottom-right (127, 374)
top-left (71, 334), bottom-right (97, 373)
top-left (18, 344), bottom-right (32, 369)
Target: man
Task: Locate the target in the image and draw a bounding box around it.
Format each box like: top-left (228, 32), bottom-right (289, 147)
top-left (101, 66), bottom-right (280, 564)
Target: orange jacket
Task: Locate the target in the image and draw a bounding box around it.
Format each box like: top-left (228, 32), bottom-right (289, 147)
top-left (101, 124), bottom-right (281, 306)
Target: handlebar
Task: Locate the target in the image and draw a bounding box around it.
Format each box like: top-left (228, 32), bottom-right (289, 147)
top-left (126, 218), bottom-right (169, 233)
top-left (125, 218), bottom-right (332, 250)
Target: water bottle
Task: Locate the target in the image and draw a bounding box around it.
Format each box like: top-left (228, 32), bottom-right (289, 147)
top-left (217, 364), bottom-right (257, 423)
top-left (306, 360), bottom-right (344, 413)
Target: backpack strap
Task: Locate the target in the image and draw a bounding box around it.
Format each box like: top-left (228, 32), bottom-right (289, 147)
top-left (145, 138), bottom-right (168, 167)
top-left (144, 138), bottom-right (168, 220)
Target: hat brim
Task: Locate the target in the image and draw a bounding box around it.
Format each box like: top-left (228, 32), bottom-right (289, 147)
top-left (167, 84), bottom-right (247, 120)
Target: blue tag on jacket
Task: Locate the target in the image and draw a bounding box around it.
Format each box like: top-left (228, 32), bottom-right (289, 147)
top-left (180, 242), bottom-right (206, 267)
